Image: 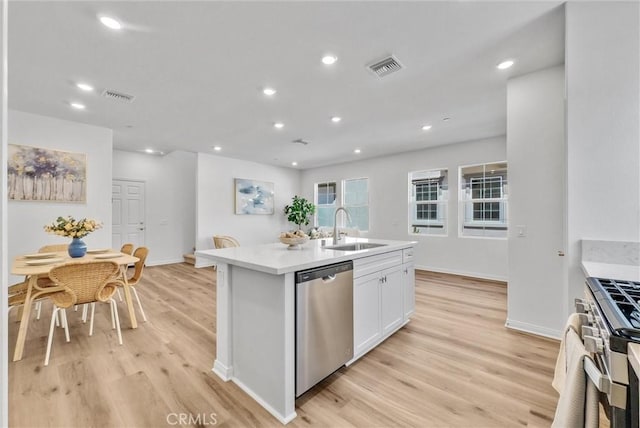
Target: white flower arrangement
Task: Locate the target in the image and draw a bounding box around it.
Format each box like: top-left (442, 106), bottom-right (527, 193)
top-left (44, 216), bottom-right (102, 238)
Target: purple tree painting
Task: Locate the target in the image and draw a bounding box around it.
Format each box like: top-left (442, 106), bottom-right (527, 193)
top-left (7, 144), bottom-right (86, 202)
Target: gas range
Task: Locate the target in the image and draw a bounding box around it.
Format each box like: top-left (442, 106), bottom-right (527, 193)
top-left (578, 277), bottom-right (640, 428)
top-left (585, 277), bottom-right (640, 352)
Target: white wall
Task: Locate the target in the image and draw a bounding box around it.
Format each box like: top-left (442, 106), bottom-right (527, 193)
top-left (196, 153), bottom-right (301, 266)
top-left (8, 110), bottom-right (113, 282)
top-left (301, 137), bottom-right (509, 281)
top-left (112, 150), bottom-right (197, 266)
top-left (506, 66), bottom-right (566, 338)
top-left (566, 2), bottom-right (640, 313)
top-left (1, 1), bottom-right (8, 425)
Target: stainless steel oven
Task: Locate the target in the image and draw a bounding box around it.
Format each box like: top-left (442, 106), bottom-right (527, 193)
top-left (577, 277), bottom-right (640, 428)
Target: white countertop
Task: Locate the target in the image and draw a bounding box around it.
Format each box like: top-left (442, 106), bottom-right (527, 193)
top-left (581, 261), bottom-right (640, 282)
top-left (196, 237), bottom-right (415, 275)
top-left (581, 239), bottom-right (640, 282)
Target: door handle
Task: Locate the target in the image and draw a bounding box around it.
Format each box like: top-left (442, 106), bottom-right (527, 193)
top-left (139, 228), bottom-right (145, 231)
top-left (322, 274), bottom-right (336, 283)
top-left (558, 250), bottom-right (565, 257)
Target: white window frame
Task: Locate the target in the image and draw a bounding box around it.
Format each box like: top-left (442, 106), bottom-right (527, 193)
top-left (341, 177), bottom-right (369, 232)
top-left (459, 162), bottom-right (508, 239)
top-left (408, 169), bottom-right (448, 236)
top-left (314, 181), bottom-right (337, 228)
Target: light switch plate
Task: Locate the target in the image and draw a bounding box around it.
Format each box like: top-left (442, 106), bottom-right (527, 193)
top-left (517, 225), bottom-right (526, 237)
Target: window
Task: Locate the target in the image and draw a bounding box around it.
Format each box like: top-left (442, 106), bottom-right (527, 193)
top-left (342, 178), bottom-right (369, 232)
top-left (409, 169), bottom-right (448, 235)
top-left (460, 162), bottom-right (508, 238)
top-left (315, 178), bottom-right (369, 232)
top-left (314, 182), bottom-right (336, 227)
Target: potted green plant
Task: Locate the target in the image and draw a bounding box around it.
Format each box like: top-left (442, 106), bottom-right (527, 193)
top-left (284, 195), bottom-right (316, 230)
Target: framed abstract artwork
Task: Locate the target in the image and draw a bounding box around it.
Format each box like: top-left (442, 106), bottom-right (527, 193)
top-left (234, 178), bottom-right (274, 215)
top-left (7, 144), bottom-right (87, 203)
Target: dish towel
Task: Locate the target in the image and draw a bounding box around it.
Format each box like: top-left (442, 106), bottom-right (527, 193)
top-left (553, 313), bottom-right (584, 393)
top-left (551, 328), bottom-right (599, 428)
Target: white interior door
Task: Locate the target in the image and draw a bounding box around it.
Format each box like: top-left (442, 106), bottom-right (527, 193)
top-left (112, 179), bottom-right (146, 250)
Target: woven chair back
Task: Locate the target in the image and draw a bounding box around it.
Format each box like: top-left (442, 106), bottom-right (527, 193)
top-left (120, 243), bottom-right (134, 255)
top-left (39, 244), bottom-right (68, 253)
top-left (48, 261), bottom-right (120, 308)
top-left (129, 247), bottom-right (149, 286)
top-left (213, 236), bottom-right (240, 249)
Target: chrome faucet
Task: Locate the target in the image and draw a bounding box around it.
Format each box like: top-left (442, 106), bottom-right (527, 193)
top-left (333, 207), bottom-right (352, 245)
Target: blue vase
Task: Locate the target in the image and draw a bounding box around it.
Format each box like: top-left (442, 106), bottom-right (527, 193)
top-left (68, 237), bottom-right (87, 258)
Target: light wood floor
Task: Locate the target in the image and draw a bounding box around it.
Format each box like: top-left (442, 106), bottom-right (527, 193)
top-left (9, 265), bottom-right (564, 427)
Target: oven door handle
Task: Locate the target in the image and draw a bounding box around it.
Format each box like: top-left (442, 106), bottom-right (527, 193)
top-left (585, 355), bottom-right (627, 409)
top-left (584, 356), bottom-right (609, 392)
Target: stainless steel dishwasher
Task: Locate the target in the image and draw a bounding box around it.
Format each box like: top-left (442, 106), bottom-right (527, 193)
top-left (296, 261), bottom-right (353, 397)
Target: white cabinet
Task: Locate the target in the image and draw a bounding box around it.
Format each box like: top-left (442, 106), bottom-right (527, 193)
top-left (381, 266), bottom-right (403, 335)
top-left (351, 249), bottom-right (412, 363)
top-left (402, 262), bottom-right (415, 318)
top-left (354, 272), bottom-right (382, 356)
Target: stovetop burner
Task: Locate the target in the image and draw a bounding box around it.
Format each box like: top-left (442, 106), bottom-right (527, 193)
top-left (587, 277), bottom-right (640, 347)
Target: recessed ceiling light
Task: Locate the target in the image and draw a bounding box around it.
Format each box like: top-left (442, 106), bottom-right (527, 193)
top-left (331, 116), bottom-right (342, 123)
top-left (213, 146), bottom-right (222, 151)
top-left (354, 149), bottom-right (361, 154)
top-left (322, 55), bottom-right (338, 65)
top-left (497, 59), bottom-right (514, 70)
top-left (421, 124), bottom-right (432, 131)
top-left (99, 16), bottom-right (122, 30)
top-left (145, 148), bottom-right (154, 154)
top-left (76, 82), bottom-right (94, 92)
top-left (274, 122), bottom-right (284, 129)
top-left (263, 87), bottom-right (276, 96)
top-left (70, 102), bottom-right (86, 110)
top-left (291, 161), bottom-right (298, 166)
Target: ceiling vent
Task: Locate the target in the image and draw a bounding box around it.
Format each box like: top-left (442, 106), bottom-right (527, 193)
top-left (367, 55), bottom-right (403, 78)
top-left (101, 89), bottom-right (136, 103)
top-left (292, 138), bottom-right (310, 145)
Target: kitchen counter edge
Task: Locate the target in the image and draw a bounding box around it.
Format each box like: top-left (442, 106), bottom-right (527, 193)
top-left (196, 238), bottom-right (416, 275)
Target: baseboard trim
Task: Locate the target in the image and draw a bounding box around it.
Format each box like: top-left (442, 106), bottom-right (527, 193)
top-left (415, 264), bottom-right (507, 282)
top-left (230, 376), bottom-right (297, 425)
top-left (212, 360), bottom-right (232, 381)
top-left (505, 319), bottom-right (561, 340)
top-left (195, 259), bottom-right (216, 269)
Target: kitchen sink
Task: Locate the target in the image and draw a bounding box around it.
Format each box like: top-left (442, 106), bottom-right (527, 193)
top-left (325, 242), bottom-right (387, 251)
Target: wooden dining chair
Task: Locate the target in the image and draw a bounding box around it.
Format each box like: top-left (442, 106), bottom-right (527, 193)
top-left (120, 243), bottom-right (134, 255)
top-left (39, 244), bottom-right (68, 253)
top-left (34, 244), bottom-right (70, 320)
top-left (117, 246), bottom-right (149, 322)
top-left (8, 280), bottom-right (31, 313)
top-left (44, 261), bottom-right (124, 366)
top-left (213, 235), bottom-right (240, 248)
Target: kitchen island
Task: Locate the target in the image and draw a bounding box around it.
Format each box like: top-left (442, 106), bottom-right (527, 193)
top-left (196, 237), bottom-right (415, 424)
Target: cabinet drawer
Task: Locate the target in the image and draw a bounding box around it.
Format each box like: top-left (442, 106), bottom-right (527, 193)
top-left (353, 250), bottom-right (402, 278)
top-left (402, 247), bottom-right (414, 264)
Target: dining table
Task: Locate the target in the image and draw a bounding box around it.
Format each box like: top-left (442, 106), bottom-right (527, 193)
top-left (10, 249), bottom-right (140, 362)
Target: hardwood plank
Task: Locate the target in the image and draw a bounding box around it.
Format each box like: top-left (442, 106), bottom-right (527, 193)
top-left (8, 264), bottom-right (583, 427)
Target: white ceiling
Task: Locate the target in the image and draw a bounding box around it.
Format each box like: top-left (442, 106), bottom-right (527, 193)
top-left (8, 1), bottom-right (565, 169)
